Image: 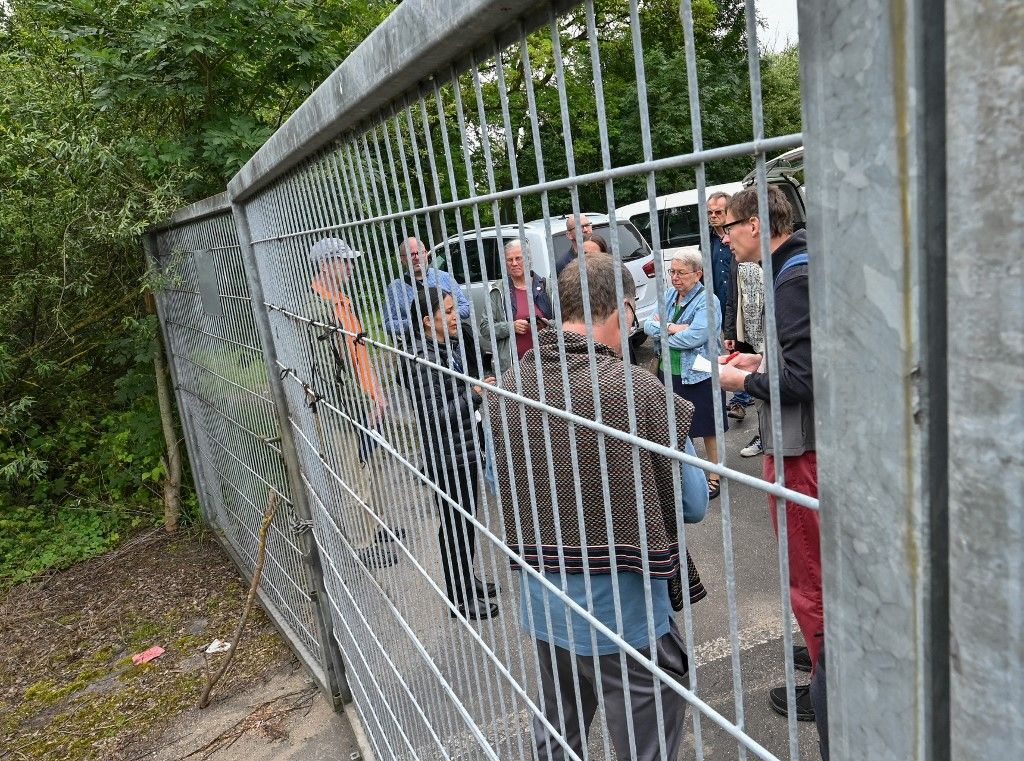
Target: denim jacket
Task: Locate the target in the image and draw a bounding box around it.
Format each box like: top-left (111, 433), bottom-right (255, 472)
top-left (643, 283), bottom-right (722, 385)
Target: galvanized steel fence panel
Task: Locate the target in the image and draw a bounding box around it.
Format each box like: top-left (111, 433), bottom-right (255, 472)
top-left (144, 197), bottom-right (341, 699)
top-left (142, 0), bottom-right (1022, 759)
top-left (224, 1), bottom-right (815, 759)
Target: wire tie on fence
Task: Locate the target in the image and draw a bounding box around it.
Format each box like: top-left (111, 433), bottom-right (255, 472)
top-left (264, 435), bottom-right (281, 445)
top-left (354, 331), bottom-right (368, 346)
top-left (302, 383), bottom-right (322, 412)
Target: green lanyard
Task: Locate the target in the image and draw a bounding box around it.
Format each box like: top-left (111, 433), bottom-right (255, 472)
top-left (664, 288), bottom-right (699, 375)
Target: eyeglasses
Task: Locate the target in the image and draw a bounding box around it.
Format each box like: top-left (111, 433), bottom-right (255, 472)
top-left (625, 301), bottom-right (639, 335)
top-left (721, 217), bottom-right (752, 237)
top-left (669, 268), bottom-right (699, 277)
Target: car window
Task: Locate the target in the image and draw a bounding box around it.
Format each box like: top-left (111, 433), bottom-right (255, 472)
top-left (439, 238), bottom-right (503, 285)
top-left (775, 181), bottom-right (806, 231)
top-left (663, 205), bottom-right (701, 247)
top-left (550, 222), bottom-right (650, 263)
top-left (629, 213), bottom-right (655, 248)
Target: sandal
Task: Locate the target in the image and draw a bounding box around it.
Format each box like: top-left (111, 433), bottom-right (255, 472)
top-left (707, 476), bottom-right (721, 500)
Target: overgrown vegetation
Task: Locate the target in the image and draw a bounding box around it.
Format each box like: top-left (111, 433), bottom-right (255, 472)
top-left (0, 0), bottom-right (394, 587)
top-left (0, 0), bottom-right (800, 586)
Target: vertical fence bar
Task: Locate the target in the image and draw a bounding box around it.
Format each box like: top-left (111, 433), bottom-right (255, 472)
top-left (945, 1), bottom-right (1023, 758)
top-left (230, 200), bottom-right (351, 706)
top-left (799, 0), bottom-right (950, 758)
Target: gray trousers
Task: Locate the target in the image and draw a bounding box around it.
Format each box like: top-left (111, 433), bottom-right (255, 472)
top-left (532, 620), bottom-right (690, 761)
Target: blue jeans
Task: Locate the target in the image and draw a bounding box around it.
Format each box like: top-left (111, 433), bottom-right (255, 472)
top-left (729, 390), bottom-right (754, 406)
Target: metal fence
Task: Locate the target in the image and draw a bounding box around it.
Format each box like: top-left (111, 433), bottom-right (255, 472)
top-left (145, 1), bottom-right (1022, 760)
top-left (143, 196), bottom-right (346, 703)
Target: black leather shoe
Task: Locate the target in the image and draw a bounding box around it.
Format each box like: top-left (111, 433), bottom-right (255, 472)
top-left (769, 684), bottom-right (815, 721)
top-left (357, 544), bottom-right (397, 569)
top-left (451, 599), bottom-right (499, 621)
top-left (474, 577), bottom-right (498, 598)
top-left (793, 645), bottom-right (812, 673)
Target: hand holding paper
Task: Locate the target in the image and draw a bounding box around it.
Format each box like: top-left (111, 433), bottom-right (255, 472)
top-left (691, 354), bottom-right (712, 373)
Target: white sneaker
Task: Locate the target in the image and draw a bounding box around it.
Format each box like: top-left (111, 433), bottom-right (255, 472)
top-left (740, 435), bottom-right (763, 457)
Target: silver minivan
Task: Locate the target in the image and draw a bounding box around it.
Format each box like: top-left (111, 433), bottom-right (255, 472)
top-left (432, 213), bottom-right (658, 345)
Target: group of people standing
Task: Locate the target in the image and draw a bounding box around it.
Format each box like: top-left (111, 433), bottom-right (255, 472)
top-left (306, 182), bottom-right (827, 759)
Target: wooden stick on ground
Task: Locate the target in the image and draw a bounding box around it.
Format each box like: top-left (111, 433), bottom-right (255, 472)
top-left (198, 491), bottom-right (279, 709)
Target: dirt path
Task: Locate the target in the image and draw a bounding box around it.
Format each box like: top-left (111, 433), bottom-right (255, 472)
top-left (0, 528), bottom-right (360, 760)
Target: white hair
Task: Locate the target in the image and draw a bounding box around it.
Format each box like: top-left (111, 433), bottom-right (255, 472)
top-left (672, 249), bottom-right (704, 273)
top-left (504, 238), bottom-right (530, 257)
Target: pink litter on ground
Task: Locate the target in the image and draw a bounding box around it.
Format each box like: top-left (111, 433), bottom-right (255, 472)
top-left (132, 646), bottom-right (165, 665)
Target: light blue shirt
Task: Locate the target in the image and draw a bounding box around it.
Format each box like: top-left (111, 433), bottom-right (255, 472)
top-left (382, 268), bottom-right (471, 336)
top-left (520, 438), bottom-right (708, 655)
top-left (521, 570), bottom-right (671, 656)
top-left (643, 283), bottom-right (722, 384)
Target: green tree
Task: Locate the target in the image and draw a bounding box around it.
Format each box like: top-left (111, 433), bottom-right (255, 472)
top-left (0, 0), bottom-right (392, 586)
top-left (760, 44), bottom-right (802, 138)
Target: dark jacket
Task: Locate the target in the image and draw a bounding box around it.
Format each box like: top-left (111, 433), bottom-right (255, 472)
top-left (742, 229), bottom-right (814, 455)
top-left (405, 327), bottom-right (482, 478)
top-left (479, 272), bottom-right (555, 375)
top-left (709, 229), bottom-right (733, 315)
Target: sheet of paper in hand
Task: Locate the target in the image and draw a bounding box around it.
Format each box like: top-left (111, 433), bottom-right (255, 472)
top-left (691, 354), bottom-right (712, 373)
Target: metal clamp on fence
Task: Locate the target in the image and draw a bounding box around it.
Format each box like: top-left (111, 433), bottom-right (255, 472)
top-left (291, 517), bottom-right (315, 535)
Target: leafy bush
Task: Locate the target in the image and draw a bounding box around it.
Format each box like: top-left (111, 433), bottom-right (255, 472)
top-left (0, 0), bottom-right (392, 585)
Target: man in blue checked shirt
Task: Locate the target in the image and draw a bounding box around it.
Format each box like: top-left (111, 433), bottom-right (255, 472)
top-left (382, 237), bottom-right (470, 337)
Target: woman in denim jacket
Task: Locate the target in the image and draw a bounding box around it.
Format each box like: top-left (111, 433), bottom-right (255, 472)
top-left (644, 249), bottom-right (728, 499)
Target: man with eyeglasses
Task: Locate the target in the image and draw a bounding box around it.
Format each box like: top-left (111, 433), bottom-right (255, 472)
top-left (382, 236), bottom-right (470, 337)
top-left (555, 213), bottom-right (594, 274)
top-left (711, 191), bottom-right (757, 421)
top-left (717, 185), bottom-right (826, 754)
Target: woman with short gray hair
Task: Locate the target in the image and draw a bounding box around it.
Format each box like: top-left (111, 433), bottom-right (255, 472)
top-left (643, 249), bottom-right (728, 499)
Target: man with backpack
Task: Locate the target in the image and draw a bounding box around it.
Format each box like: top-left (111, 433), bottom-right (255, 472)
top-left (716, 186), bottom-right (827, 754)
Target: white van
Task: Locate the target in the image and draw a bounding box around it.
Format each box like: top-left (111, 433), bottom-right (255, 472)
top-left (432, 213), bottom-right (658, 345)
top-left (615, 182), bottom-right (743, 263)
top-left (617, 148), bottom-right (808, 265)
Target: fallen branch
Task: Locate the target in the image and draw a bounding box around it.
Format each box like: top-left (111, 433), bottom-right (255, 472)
top-left (197, 491), bottom-right (278, 709)
top-left (182, 687), bottom-right (314, 759)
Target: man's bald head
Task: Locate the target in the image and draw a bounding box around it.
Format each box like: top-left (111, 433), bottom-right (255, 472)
top-left (397, 237), bottom-right (429, 279)
top-left (565, 214), bottom-right (593, 253)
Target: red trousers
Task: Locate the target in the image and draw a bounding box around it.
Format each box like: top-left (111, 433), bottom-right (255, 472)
top-left (764, 451), bottom-right (824, 673)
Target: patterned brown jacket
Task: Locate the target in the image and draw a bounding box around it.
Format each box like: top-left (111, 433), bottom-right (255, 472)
top-left (487, 329), bottom-right (694, 579)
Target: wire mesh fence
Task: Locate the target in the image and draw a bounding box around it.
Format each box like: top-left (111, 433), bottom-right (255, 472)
top-left (144, 198), bottom-right (339, 698)
top-left (141, 0), bottom-right (1016, 758)
top-left (222, 1), bottom-right (818, 758)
